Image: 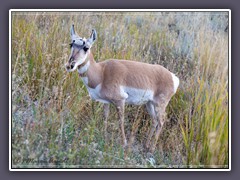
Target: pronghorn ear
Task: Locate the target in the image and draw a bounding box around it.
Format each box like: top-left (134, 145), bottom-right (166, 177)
top-left (70, 24), bottom-right (75, 37)
top-left (87, 29), bottom-right (97, 45)
top-left (90, 29), bottom-right (97, 42)
top-left (85, 29), bottom-right (97, 49)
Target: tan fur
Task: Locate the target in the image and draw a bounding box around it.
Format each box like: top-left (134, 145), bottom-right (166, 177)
top-left (84, 52), bottom-right (103, 88)
top-left (84, 52), bottom-right (175, 102)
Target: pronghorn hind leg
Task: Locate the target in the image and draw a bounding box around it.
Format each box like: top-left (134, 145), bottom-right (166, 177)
top-left (145, 101), bottom-right (158, 149)
top-left (114, 100), bottom-right (127, 148)
top-left (103, 103), bottom-right (110, 140)
top-left (150, 97), bottom-right (169, 153)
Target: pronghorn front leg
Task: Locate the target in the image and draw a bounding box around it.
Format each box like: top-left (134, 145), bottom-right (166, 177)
top-left (114, 100), bottom-right (127, 148)
top-left (103, 104), bottom-right (110, 139)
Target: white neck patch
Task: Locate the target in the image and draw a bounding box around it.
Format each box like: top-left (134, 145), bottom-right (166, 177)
top-left (81, 77), bottom-right (89, 86)
top-left (78, 60), bottom-right (90, 74)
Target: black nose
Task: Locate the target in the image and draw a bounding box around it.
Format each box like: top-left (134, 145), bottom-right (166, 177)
top-left (71, 64), bottom-right (74, 69)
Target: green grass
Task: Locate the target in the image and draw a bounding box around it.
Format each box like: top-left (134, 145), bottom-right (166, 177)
top-left (11, 11), bottom-right (229, 168)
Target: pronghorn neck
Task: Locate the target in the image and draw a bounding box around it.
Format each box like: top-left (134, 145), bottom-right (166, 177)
top-left (77, 51), bottom-right (93, 76)
top-left (78, 51), bottom-right (103, 89)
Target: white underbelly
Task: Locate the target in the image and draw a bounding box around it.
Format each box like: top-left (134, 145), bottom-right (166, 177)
top-left (121, 86), bottom-right (154, 105)
top-left (82, 77), bottom-right (110, 104)
top-left (87, 85), bottom-right (110, 104)
top-left (81, 77), bottom-right (153, 105)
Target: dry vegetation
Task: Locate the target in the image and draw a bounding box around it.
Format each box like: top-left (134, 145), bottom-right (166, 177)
top-left (11, 11), bottom-right (229, 168)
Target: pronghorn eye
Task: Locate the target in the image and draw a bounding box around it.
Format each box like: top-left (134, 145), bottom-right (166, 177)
top-left (69, 40), bottom-right (75, 48)
top-left (83, 46), bottom-right (89, 52)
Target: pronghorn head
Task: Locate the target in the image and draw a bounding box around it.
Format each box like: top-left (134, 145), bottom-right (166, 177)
top-left (65, 24), bottom-right (97, 72)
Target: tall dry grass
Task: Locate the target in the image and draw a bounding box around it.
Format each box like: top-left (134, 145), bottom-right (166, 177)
top-left (11, 11), bottom-right (229, 168)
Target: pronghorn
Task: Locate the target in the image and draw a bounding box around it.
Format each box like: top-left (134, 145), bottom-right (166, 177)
top-left (65, 25), bottom-right (179, 152)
